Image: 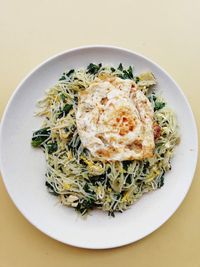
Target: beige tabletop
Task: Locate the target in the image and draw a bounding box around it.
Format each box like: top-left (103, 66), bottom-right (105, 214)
top-left (0, 0), bottom-right (200, 266)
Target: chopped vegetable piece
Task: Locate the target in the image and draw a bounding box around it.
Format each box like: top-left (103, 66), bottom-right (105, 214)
top-left (31, 127), bottom-right (50, 147)
top-left (86, 63), bottom-right (102, 75)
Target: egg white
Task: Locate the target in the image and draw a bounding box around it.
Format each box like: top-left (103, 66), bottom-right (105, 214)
top-left (76, 76), bottom-right (155, 161)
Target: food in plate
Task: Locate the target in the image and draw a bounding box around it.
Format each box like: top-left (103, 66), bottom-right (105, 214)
top-left (76, 76), bottom-right (154, 161)
top-left (31, 63), bottom-right (179, 216)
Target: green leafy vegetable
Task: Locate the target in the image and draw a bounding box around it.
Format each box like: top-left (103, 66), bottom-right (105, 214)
top-left (66, 69), bottom-right (74, 77)
top-left (118, 63), bottom-right (123, 71)
top-left (127, 66), bottom-right (134, 79)
top-left (125, 174), bottom-right (132, 185)
top-left (59, 75), bottom-right (66, 81)
top-left (60, 93), bottom-right (66, 101)
top-left (152, 95), bottom-right (157, 102)
top-left (75, 198), bottom-right (96, 215)
top-left (63, 104), bottom-right (73, 114)
top-left (122, 160), bottom-right (132, 171)
top-left (45, 181), bottom-right (59, 196)
top-left (31, 127), bottom-right (50, 147)
top-left (154, 102), bottom-right (165, 111)
top-left (134, 76), bottom-right (140, 83)
top-left (90, 174), bottom-right (106, 185)
top-left (117, 64), bottom-right (134, 80)
top-left (152, 94), bottom-right (166, 111)
top-left (142, 162), bottom-right (150, 174)
top-left (59, 69), bottom-right (74, 81)
top-left (58, 104), bottom-right (73, 118)
top-left (47, 142), bottom-right (58, 154)
top-left (86, 63), bottom-right (102, 75)
top-left (108, 210), bottom-right (115, 217)
top-left (83, 183), bottom-right (91, 193)
top-left (157, 172), bottom-right (165, 188)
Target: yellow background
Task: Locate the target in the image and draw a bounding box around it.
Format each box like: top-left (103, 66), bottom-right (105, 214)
top-left (0, 0), bottom-right (200, 266)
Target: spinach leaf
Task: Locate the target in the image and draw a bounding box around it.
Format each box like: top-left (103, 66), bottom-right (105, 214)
top-left (127, 66), bottom-right (134, 79)
top-left (142, 161), bottom-right (149, 174)
top-left (118, 65), bottom-right (134, 80)
top-left (83, 183), bottom-right (91, 193)
top-left (154, 101), bottom-right (165, 111)
top-left (58, 104), bottom-right (73, 118)
top-left (47, 142), bottom-right (58, 154)
top-left (60, 93), bottom-right (66, 101)
top-left (86, 63), bottom-right (102, 75)
top-left (118, 63), bottom-right (123, 71)
top-left (125, 174), bottom-right (132, 185)
top-left (75, 198), bottom-right (96, 215)
top-left (122, 160), bottom-right (132, 171)
top-left (31, 127), bottom-right (50, 147)
top-left (45, 181), bottom-right (59, 196)
top-left (152, 95), bottom-right (157, 102)
top-left (59, 69), bottom-right (74, 81)
top-left (63, 104), bottom-right (73, 114)
top-left (134, 76), bottom-right (140, 83)
top-left (73, 95), bottom-right (78, 105)
top-left (108, 210), bottom-right (115, 217)
top-left (157, 172), bottom-right (165, 188)
top-left (66, 69), bottom-right (74, 77)
top-left (90, 174), bottom-right (106, 185)
top-left (59, 75), bottom-right (66, 81)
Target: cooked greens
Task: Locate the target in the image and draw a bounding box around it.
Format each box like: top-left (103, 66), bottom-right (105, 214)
top-left (31, 127), bottom-right (50, 147)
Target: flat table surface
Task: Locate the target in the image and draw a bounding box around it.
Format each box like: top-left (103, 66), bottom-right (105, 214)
top-left (0, 0), bottom-right (200, 266)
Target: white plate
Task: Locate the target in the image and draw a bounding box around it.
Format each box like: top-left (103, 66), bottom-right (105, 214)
top-left (0, 46), bottom-right (198, 249)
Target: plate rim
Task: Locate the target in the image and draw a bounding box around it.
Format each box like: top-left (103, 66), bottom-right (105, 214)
top-left (0, 45), bottom-right (198, 249)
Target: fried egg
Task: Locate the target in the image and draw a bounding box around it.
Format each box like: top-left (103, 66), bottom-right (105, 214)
top-left (76, 75), bottom-right (155, 161)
